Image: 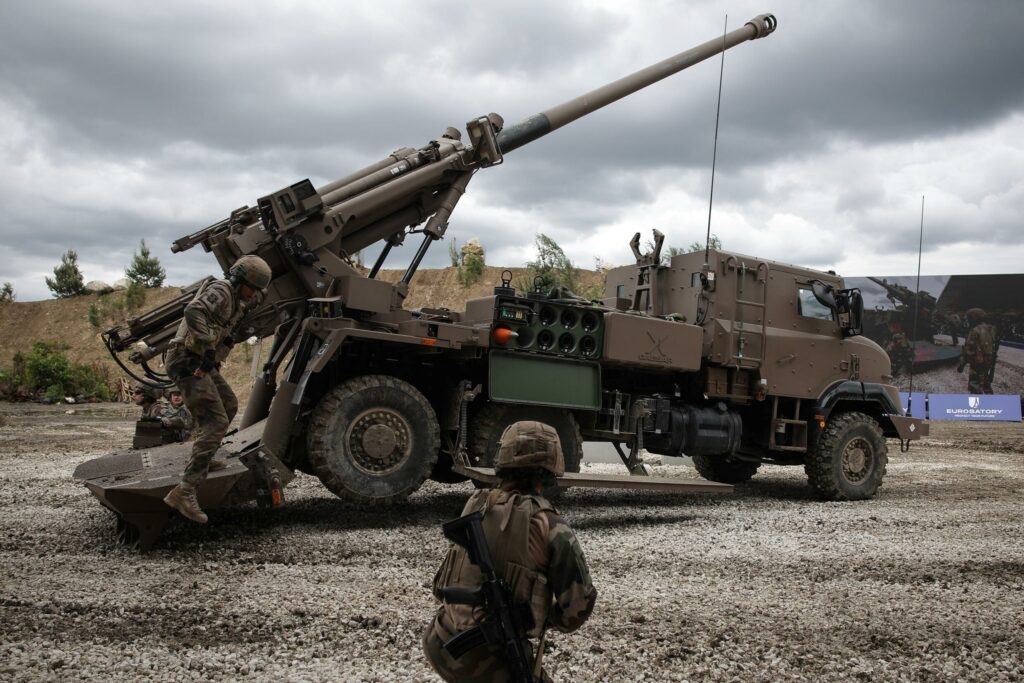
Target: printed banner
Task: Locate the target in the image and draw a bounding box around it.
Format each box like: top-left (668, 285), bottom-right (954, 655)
top-left (846, 273), bottom-right (1023, 397)
top-left (898, 392), bottom-right (927, 419)
top-left (927, 394), bottom-right (1022, 422)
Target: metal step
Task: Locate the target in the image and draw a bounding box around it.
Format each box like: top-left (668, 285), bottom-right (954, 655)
top-left (454, 465), bottom-right (734, 494)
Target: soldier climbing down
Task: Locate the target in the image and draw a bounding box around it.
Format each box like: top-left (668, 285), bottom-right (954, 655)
top-left (162, 255), bottom-right (271, 524)
top-left (424, 421), bottom-right (597, 682)
top-left (958, 308), bottom-right (998, 394)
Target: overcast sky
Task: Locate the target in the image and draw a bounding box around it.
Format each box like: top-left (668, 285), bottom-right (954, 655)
top-left (2, 0), bottom-right (1022, 301)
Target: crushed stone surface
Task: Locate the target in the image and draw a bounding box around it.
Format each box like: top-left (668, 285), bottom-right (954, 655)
top-left (1, 403), bottom-right (1022, 682)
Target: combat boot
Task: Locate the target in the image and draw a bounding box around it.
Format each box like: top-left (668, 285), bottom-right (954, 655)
top-left (208, 459), bottom-right (228, 472)
top-left (163, 482), bottom-right (208, 524)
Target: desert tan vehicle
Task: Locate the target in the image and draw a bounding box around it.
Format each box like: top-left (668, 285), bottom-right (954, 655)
top-left (73, 13), bottom-right (924, 549)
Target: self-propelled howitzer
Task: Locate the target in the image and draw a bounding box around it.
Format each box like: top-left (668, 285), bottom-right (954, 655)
top-left (80, 16), bottom-right (927, 553)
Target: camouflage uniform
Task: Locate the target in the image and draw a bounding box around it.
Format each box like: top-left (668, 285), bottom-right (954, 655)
top-left (960, 317), bottom-right (998, 394)
top-left (160, 400), bottom-right (194, 442)
top-left (139, 397), bottom-right (167, 420)
top-left (423, 422), bottom-right (597, 682)
top-left (886, 331), bottom-right (913, 376)
top-left (164, 279), bottom-right (248, 484)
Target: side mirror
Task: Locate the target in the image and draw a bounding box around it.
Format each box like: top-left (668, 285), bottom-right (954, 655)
top-left (811, 280), bottom-right (837, 312)
top-left (836, 288), bottom-right (864, 337)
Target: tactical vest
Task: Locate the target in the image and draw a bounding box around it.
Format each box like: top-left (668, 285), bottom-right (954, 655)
top-left (169, 280), bottom-right (247, 358)
top-left (434, 489), bottom-right (556, 639)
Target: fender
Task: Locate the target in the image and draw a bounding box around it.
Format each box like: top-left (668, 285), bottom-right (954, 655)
top-left (816, 380), bottom-right (901, 416)
top-left (815, 380), bottom-right (927, 441)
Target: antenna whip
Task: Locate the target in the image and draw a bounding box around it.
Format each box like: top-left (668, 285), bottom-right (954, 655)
top-left (907, 196), bottom-right (925, 415)
top-left (704, 14), bottom-right (728, 266)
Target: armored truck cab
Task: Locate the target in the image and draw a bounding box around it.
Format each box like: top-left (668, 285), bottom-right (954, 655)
top-left (596, 246), bottom-right (923, 495)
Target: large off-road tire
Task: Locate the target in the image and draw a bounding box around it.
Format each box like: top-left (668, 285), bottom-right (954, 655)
top-left (468, 403), bottom-right (583, 476)
top-left (691, 455), bottom-right (761, 484)
top-left (307, 375), bottom-right (439, 504)
top-left (805, 411), bottom-right (887, 501)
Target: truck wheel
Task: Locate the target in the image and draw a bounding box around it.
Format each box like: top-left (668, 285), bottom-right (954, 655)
top-left (691, 455), bottom-right (760, 484)
top-left (805, 411), bottom-right (887, 501)
top-left (469, 403), bottom-right (582, 475)
top-left (307, 375), bottom-right (439, 504)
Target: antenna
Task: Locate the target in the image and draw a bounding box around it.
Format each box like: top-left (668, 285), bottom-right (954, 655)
top-left (906, 196), bottom-right (925, 416)
top-left (704, 14), bottom-right (728, 267)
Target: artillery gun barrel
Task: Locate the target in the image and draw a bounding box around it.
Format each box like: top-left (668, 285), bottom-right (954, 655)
top-left (497, 14), bottom-right (777, 153)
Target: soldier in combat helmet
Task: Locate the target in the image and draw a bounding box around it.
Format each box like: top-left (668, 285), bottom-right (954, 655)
top-left (423, 421), bottom-right (597, 682)
top-left (162, 255), bottom-right (272, 523)
top-left (132, 385), bottom-right (192, 444)
top-left (958, 308), bottom-right (998, 394)
top-left (131, 384), bottom-right (165, 419)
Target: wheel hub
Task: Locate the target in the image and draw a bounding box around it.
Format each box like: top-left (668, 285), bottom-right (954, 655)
top-left (842, 437), bottom-right (872, 484)
top-left (347, 408), bottom-right (410, 475)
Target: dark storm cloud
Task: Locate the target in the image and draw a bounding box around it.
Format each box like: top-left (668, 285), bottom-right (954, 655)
top-left (1, 0), bottom-right (1022, 300)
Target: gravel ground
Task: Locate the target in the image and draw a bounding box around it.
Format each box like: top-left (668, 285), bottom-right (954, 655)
top-left (1, 403), bottom-right (1022, 682)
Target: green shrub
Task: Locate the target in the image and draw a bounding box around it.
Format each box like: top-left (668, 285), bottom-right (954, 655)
top-left (459, 251), bottom-right (485, 286)
top-left (124, 280), bottom-right (147, 312)
top-left (45, 384), bottom-right (65, 403)
top-left (26, 341), bottom-right (73, 394)
top-left (18, 340), bottom-right (113, 400)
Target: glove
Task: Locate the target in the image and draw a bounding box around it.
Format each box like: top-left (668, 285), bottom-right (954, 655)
top-left (222, 335), bottom-right (236, 349)
top-left (199, 349), bottom-right (217, 372)
top-left (161, 418), bottom-right (172, 428)
top-left (957, 362), bottom-right (965, 373)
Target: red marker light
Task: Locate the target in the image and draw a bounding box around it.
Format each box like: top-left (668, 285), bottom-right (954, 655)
top-left (492, 327), bottom-right (519, 345)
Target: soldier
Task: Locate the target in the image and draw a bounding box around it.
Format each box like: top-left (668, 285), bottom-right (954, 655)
top-left (131, 385), bottom-right (165, 419)
top-left (162, 255), bottom-right (271, 524)
top-left (162, 387), bottom-right (194, 442)
top-left (885, 325), bottom-right (913, 377)
top-left (958, 308), bottom-right (998, 394)
top-left (423, 421), bottom-right (597, 682)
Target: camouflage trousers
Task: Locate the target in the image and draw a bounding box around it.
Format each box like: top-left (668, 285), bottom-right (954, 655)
top-left (174, 369), bottom-right (238, 485)
top-left (967, 364), bottom-right (994, 394)
top-left (422, 614), bottom-right (551, 683)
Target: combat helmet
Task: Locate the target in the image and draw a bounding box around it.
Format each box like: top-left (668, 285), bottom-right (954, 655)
top-left (133, 385), bottom-right (159, 402)
top-left (228, 255), bottom-right (272, 291)
top-left (496, 420), bottom-right (565, 477)
top-left (966, 308), bottom-right (987, 323)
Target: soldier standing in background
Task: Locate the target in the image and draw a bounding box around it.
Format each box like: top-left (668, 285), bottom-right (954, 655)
top-left (424, 421), bottom-right (597, 682)
top-left (162, 255), bottom-right (272, 524)
top-left (958, 308), bottom-right (998, 394)
top-left (886, 331), bottom-right (913, 376)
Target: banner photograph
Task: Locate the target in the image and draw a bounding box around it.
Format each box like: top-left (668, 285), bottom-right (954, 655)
top-left (849, 273), bottom-right (1023, 420)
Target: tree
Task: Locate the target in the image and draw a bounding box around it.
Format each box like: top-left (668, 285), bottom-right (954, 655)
top-left (125, 239), bottom-right (166, 288)
top-left (687, 233), bottom-right (722, 253)
top-left (0, 282), bottom-right (13, 303)
top-left (524, 233), bottom-right (579, 293)
top-left (45, 250), bottom-right (86, 298)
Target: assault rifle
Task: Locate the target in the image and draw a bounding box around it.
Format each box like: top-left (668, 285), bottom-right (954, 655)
top-left (440, 511), bottom-right (538, 683)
